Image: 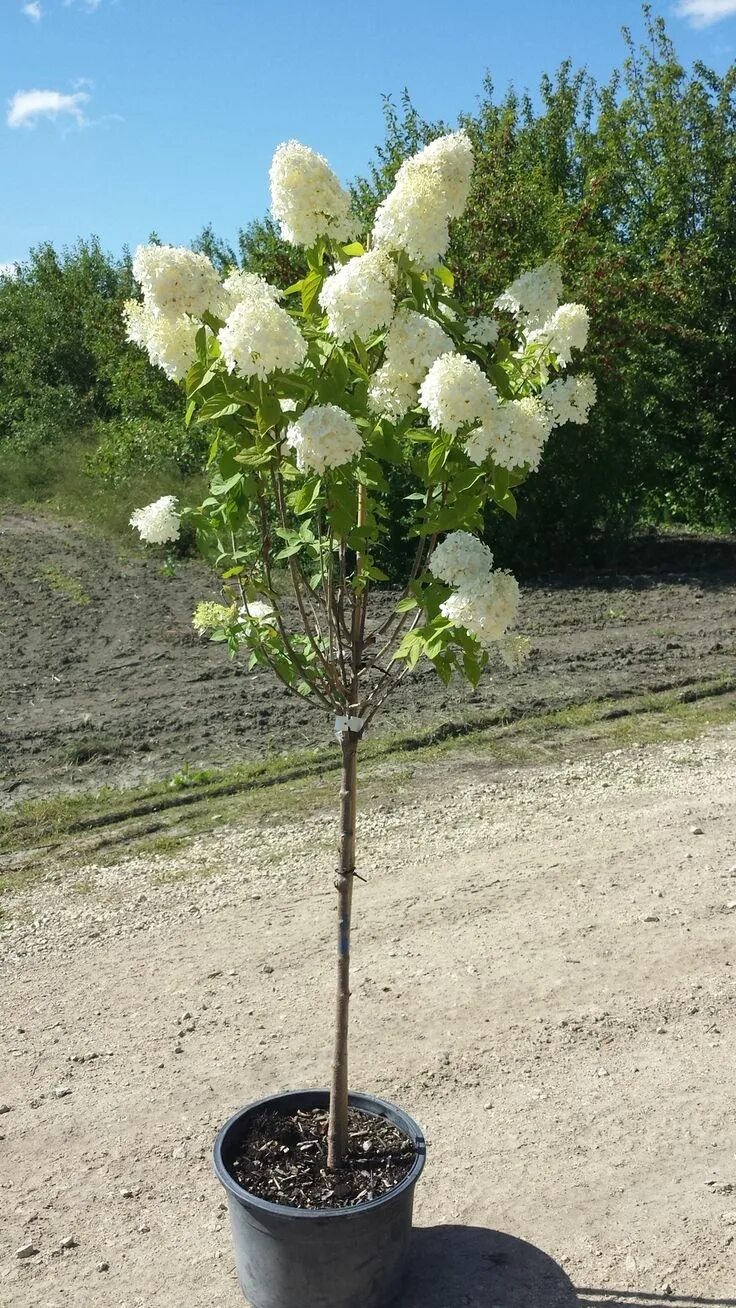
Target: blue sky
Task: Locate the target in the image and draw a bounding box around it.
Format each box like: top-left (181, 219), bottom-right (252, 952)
top-left (2, 0), bottom-right (735, 269)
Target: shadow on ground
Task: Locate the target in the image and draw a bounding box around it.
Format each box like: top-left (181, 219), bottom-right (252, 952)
top-left (402, 1227), bottom-right (736, 1308)
top-left (402, 1226), bottom-right (577, 1307)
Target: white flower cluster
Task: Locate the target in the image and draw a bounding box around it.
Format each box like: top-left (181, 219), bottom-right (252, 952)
top-left (221, 269), bottom-right (281, 315)
top-left (240, 599), bottom-right (276, 624)
top-left (431, 532), bottom-right (521, 650)
top-left (368, 309), bottom-right (455, 419)
top-left (542, 374), bottom-right (597, 426)
top-left (219, 273), bottom-right (307, 380)
top-left (319, 249), bottom-right (395, 343)
top-left (373, 132), bottom-right (474, 269)
top-left (495, 259), bottom-right (563, 330)
top-left (192, 601), bottom-right (231, 634)
top-left (440, 569), bottom-right (521, 649)
top-left (419, 352), bottom-right (497, 435)
top-left (130, 495), bottom-right (181, 545)
top-left (123, 300), bottom-right (198, 382)
top-left (284, 403), bottom-right (362, 473)
top-left (466, 396), bottom-right (554, 471)
top-left (498, 633), bottom-right (532, 670)
top-left (429, 530), bottom-right (494, 588)
top-left (269, 141), bottom-right (354, 247)
top-left (465, 315), bottom-right (499, 347)
top-left (132, 244), bottom-right (223, 320)
top-left (528, 303), bottom-right (589, 365)
top-left (126, 243), bottom-right (224, 380)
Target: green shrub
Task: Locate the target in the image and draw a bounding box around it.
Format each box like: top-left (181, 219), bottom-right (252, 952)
top-left (87, 415), bottom-right (208, 487)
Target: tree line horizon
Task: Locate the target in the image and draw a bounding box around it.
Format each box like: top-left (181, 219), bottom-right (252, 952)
top-left (1, 7), bottom-right (734, 570)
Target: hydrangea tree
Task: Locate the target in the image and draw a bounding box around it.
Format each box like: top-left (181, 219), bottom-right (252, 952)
top-left (127, 132), bottom-right (595, 1169)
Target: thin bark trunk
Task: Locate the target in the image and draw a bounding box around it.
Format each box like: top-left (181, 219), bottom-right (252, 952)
top-left (327, 732), bottom-right (358, 1169)
top-left (327, 484), bottom-right (367, 1171)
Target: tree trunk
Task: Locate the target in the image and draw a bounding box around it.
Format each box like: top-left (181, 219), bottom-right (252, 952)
top-left (327, 731), bottom-right (358, 1170)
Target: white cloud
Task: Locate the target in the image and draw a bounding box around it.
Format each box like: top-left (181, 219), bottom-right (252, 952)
top-left (674, 0), bottom-right (736, 26)
top-left (22, 2), bottom-right (43, 21)
top-left (0, 262), bottom-right (20, 279)
top-left (7, 88), bottom-right (90, 128)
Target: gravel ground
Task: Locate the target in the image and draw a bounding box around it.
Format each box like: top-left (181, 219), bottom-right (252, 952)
top-left (1, 726), bottom-right (735, 1306)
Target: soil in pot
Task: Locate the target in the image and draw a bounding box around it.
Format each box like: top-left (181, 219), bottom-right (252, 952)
top-left (228, 1105), bottom-right (416, 1210)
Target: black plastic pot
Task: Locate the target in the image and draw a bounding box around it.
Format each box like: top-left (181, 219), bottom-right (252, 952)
top-left (213, 1089), bottom-right (426, 1308)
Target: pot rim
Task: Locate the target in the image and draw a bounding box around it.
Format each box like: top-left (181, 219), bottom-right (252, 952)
top-left (213, 1088), bottom-right (426, 1220)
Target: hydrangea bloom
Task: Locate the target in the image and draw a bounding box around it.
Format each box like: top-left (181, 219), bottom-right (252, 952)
top-left (123, 299), bottom-right (198, 382)
top-left (319, 249), bottom-right (395, 342)
top-left (440, 569), bottom-right (520, 648)
top-left (221, 269), bottom-right (281, 315)
top-left (132, 244), bottom-right (223, 321)
top-left (542, 374), bottom-right (597, 426)
top-left (192, 601), bottom-right (231, 634)
top-left (284, 404), bottom-right (363, 473)
top-left (466, 396), bottom-right (554, 471)
top-left (130, 495), bottom-right (180, 545)
top-left (373, 132), bottom-right (474, 269)
top-left (465, 315), bottom-right (499, 347)
top-left (429, 530), bottom-right (493, 588)
top-left (528, 303), bottom-right (590, 365)
top-left (368, 309), bottom-right (455, 418)
top-left (494, 259), bottom-right (563, 330)
top-left (240, 599), bottom-right (276, 623)
top-left (269, 141), bottom-right (354, 247)
top-left (219, 275), bottom-right (307, 379)
top-left (498, 633), bottom-right (532, 669)
top-left (419, 352), bottom-right (497, 435)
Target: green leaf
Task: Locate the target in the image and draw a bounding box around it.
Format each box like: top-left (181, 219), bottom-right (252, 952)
top-left (195, 396), bottom-right (242, 423)
top-left (289, 476), bottom-right (323, 515)
top-left (370, 426), bottom-right (405, 465)
top-left (393, 629), bottom-right (427, 669)
top-left (275, 541), bottom-right (305, 560)
top-left (427, 436), bottom-right (451, 481)
top-left (359, 562), bottom-right (389, 582)
top-left (394, 595), bottom-right (420, 613)
top-left (301, 268), bottom-right (325, 315)
top-left (404, 428), bottom-right (434, 444)
top-left (433, 265), bottom-right (455, 290)
top-left (234, 446), bottom-right (273, 468)
top-left (210, 471), bottom-right (244, 496)
top-left (195, 325), bottom-right (208, 364)
top-left (256, 391), bottom-right (283, 435)
top-left (201, 310), bottom-right (226, 334)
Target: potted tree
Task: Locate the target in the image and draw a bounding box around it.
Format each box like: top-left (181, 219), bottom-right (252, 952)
top-left (127, 131), bottom-right (595, 1308)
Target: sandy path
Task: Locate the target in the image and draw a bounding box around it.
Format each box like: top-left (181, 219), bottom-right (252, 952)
top-left (1, 729), bottom-right (735, 1307)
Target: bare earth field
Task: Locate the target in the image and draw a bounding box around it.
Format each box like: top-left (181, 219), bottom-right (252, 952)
top-left (1, 724), bottom-right (736, 1306)
top-left (1, 508), bottom-right (736, 803)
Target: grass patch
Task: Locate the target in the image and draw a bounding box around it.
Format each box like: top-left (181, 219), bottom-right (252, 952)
top-left (0, 434), bottom-right (206, 541)
top-left (61, 730), bottom-right (123, 765)
top-left (39, 565), bottom-right (91, 605)
top-left (2, 674), bottom-right (735, 881)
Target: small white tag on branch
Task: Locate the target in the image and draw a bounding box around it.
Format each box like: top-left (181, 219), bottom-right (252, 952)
top-left (334, 715), bottom-right (364, 738)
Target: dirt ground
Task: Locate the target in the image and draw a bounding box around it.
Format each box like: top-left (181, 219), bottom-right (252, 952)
top-left (2, 508), bottom-right (735, 804)
top-left (1, 723), bottom-right (735, 1307)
